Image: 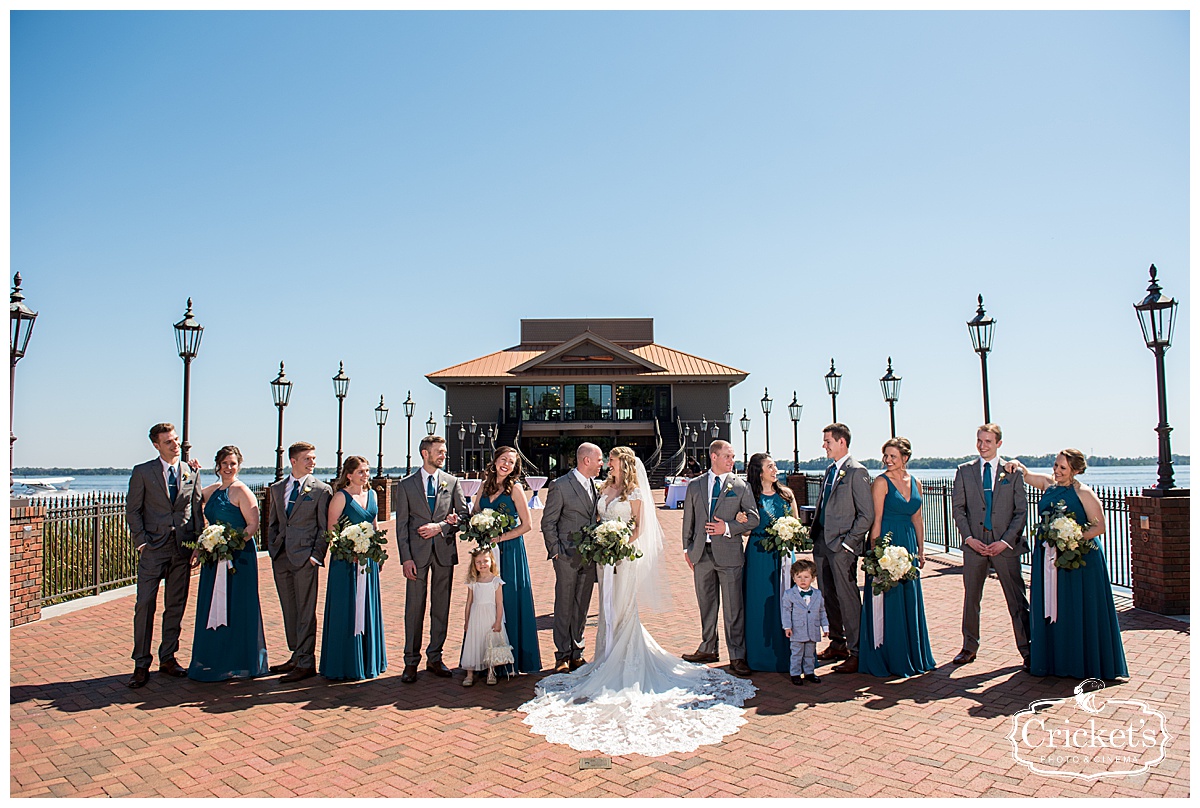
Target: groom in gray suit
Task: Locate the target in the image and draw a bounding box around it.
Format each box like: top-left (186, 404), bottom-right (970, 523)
top-left (951, 423), bottom-right (1030, 670)
top-left (125, 422), bottom-right (203, 687)
top-left (812, 423), bottom-right (874, 674)
top-left (541, 442), bottom-right (603, 674)
top-left (681, 440), bottom-right (759, 677)
top-left (396, 434), bottom-right (468, 683)
top-left (266, 441), bottom-right (333, 683)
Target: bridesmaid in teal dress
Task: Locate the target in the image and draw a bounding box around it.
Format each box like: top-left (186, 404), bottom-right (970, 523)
top-left (741, 453), bottom-right (797, 673)
top-left (320, 456), bottom-right (388, 680)
top-left (859, 438), bottom-right (935, 678)
top-left (476, 447), bottom-right (540, 674)
top-left (1010, 451), bottom-right (1128, 680)
top-left (188, 446), bottom-right (269, 681)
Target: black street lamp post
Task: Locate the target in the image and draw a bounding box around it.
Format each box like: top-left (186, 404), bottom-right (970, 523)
top-left (880, 357), bottom-right (901, 438)
top-left (332, 362), bottom-right (350, 476)
top-left (1133, 265), bottom-right (1182, 496)
top-left (425, 412), bottom-right (436, 437)
top-left (10, 273), bottom-right (38, 483)
top-left (469, 417), bottom-right (478, 472)
top-left (760, 388), bottom-right (772, 454)
top-left (403, 391), bottom-right (415, 475)
top-left (444, 405), bottom-right (453, 472)
top-left (788, 392), bottom-right (803, 473)
top-left (172, 298), bottom-right (203, 464)
top-left (270, 362), bottom-right (293, 481)
top-left (374, 395), bottom-right (389, 478)
top-left (967, 295), bottom-right (996, 424)
top-left (739, 408), bottom-right (751, 470)
top-left (825, 359), bottom-right (841, 422)
top-left (457, 424), bottom-right (467, 475)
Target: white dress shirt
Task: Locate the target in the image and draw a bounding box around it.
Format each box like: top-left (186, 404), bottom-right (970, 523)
top-left (979, 456), bottom-right (1011, 549)
top-left (284, 474), bottom-right (321, 566)
top-left (824, 456), bottom-right (854, 553)
top-left (160, 457), bottom-right (181, 494)
top-left (706, 470), bottom-right (732, 540)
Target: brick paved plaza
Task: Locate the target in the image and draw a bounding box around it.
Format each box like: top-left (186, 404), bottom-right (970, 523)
top-left (9, 495), bottom-right (1190, 798)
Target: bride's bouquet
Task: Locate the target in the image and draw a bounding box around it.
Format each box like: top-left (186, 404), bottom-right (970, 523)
top-left (326, 519), bottom-right (389, 567)
top-left (1035, 500), bottom-right (1094, 570)
top-left (458, 508), bottom-right (517, 553)
top-left (860, 532), bottom-right (919, 596)
top-left (576, 519), bottom-right (642, 569)
top-left (760, 514), bottom-right (812, 554)
top-left (184, 523), bottom-right (248, 572)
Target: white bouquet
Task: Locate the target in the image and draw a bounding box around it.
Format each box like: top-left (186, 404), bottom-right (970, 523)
top-left (326, 519), bottom-right (388, 566)
top-left (861, 532), bottom-right (920, 595)
top-left (576, 518), bottom-right (641, 569)
top-left (761, 514), bottom-right (812, 554)
top-left (184, 523), bottom-right (248, 571)
top-left (459, 507), bottom-right (517, 553)
top-left (1035, 500), bottom-right (1094, 570)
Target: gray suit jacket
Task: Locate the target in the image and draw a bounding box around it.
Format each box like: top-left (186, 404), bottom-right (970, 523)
top-left (126, 458), bottom-right (203, 554)
top-left (540, 471), bottom-right (600, 560)
top-left (781, 586), bottom-right (828, 642)
top-left (266, 474), bottom-right (333, 568)
top-left (681, 473), bottom-right (759, 566)
top-left (395, 469), bottom-right (468, 568)
top-left (952, 458), bottom-right (1028, 554)
top-left (814, 456), bottom-right (874, 555)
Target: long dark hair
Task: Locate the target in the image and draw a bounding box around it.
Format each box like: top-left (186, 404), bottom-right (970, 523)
top-left (746, 452), bottom-right (795, 508)
top-left (481, 446), bottom-right (522, 499)
top-left (332, 455), bottom-right (370, 492)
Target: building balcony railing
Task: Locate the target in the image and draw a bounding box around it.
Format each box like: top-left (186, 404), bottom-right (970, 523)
top-left (520, 405), bottom-right (658, 423)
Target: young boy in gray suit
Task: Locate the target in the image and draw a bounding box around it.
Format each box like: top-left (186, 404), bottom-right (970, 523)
top-left (781, 559), bottom-right (828, 685)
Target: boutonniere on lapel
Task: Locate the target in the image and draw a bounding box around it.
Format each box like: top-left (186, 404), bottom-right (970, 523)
top-left (439, 480), bottom-right (448, 492)
top-left (998, 470), bottom-right (1008, 484)
top-left (837, 470), bottom-right (846, 482)
top-left (723, 481), bottom-right (735, 496)
top-left (302, 484), bottom-right (313, 496)
top-left (181, 468), bottom-right (190, 483)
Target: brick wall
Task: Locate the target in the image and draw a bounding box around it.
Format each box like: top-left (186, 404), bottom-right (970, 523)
top-left (11, 504), bottom-right (46, 627)
top-left (1127, 493), bottom-right (1190, 615)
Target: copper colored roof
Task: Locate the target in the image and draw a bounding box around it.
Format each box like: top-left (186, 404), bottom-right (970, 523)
top-left (427, 342), bottom-right (747, 383)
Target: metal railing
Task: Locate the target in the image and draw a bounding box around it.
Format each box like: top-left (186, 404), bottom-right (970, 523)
top-left (34, 492), bottom-right (138, 606)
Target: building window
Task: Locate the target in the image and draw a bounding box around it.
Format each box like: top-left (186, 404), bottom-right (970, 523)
top-left (508, 384), bottom-right (661, 422)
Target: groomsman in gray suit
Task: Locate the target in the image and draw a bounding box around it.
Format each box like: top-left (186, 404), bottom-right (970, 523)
top-left (541, 442), bottom-right (603, 673)
top-left (951, 423), bottom-right (1030, 670)
top-left (681, 440), bottom-right (759, 677)
top-left (266, 441), bottom-right (333, 683)
top-left (812, 423), bottom-right (874, 674)
top-left (125, 423), bottom-right (203, 688)
top-left (396, 435), bottom-right (468, 683)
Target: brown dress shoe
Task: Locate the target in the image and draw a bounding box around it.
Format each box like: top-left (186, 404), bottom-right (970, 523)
top-left (729, 659), bottom-right (753, 677)
top-left (833, 656), bottom-right (859, 674)
top-left (553, 660), bottom-right (570, 674)
top-left (126, 667), bottom-right (150, 688)
top-left (158, 659), bottom-right (187, 678)
top-left (682, 651), bottom-right (719, 664)
top-left (426, 661), bottom-right (453, 678)
top-left (568, 657), bottom-right (586, 671)
top-left (279, 666), bottom-right (316, 683)
top-left (400, 665), bottom-right (418, 683)
top-left (952, 650), bottom-right (977, 665)
top-left (817, 644), bottom-right (849, 661)
top-left (269, 659), bottom-right (297, 674)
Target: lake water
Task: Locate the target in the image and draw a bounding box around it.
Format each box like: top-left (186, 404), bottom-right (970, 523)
top-left (19, 465), bottom-right (1191, 496)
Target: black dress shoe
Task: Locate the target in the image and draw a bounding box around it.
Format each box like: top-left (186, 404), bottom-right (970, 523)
top-left (682, 651), bottom-right (719, 664)
top-left (158, 659), bottom-right (187, 678)
top-left (126, 667), bottom-right (150, 688)
top-left (806, 673), bottom-right (821, 683)
top-left (426, 661), bottom-right (452, 678)
top-left (279, 666), bottom-right (316, 683)
top-left (400, 665), bottom-right (418, 683)
top-left (1021, 657), bottom-right (1032, 673)
top-left (269, 660), bottom-right (297, 674)
top-left (729, 659), bottom-right (753, 677)
top-left (952, 650), bottom-right (977, 665)
top-left (568, 657), bottom-right (586, 671)
top-left (833, 656), bottom-right (859, 674)
top-left (790, 675), bottom-right (805, 685)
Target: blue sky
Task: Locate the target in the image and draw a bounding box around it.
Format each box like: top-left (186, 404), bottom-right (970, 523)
top-left (10, 10), bottom-right (1190, 468)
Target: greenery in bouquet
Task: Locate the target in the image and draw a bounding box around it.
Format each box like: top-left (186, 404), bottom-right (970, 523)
top-left (184, 523), bottom-right (248, 571)
top-left (1034, 499), bottom-right (1094, 570)
top-left (326, 518), bottom-right (389, 566)
top-left (860, 532), bottom-right (920, 596)
top-left (761, 514), bottom-right (812, 554)
top-left (458, 507), bottom-right (517, 552)
top-left (575, 518), bottom-right (642, 569)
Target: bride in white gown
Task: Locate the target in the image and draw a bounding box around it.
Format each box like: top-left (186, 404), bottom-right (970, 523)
top-left (519, 447), bottom-right (756, 757)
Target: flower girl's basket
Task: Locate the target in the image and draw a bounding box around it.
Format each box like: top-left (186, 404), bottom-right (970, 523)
top-left (482, 629), bottom-right (515, 669)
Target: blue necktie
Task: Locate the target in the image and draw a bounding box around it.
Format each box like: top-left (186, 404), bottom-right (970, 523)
top-left (709, 476), bottom-right (721, 518)
top-left (167, 465), bottom-right (178, 502)
top-left (427, 475), bottom-right (437, 516)
top-left (817, 465), bottom-right (835, 525)
top-left (287, 479), bottom-right (300, 516)
top-left (983, 462), bottom-right (994, 531)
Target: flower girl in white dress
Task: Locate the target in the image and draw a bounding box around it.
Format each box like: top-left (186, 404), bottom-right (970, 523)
top-left (459, 548), bottom-right (505, 687)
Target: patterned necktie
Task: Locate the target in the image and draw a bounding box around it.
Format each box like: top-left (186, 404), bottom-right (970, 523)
top-left (427, 474), bottom-right (437, 516)
top-left (709, 475), bottom-right (721, 518)
top-left (287, 478), bottom-right (300, 516)
top-left (168, 465), bottom-right (178, 502)
top-left (983, 462), bottom-right (994, 531)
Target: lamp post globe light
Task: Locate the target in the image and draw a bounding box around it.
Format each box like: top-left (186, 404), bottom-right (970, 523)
top-left (172, 298), bottom-right (203, 463)
top-left (788, 392), bottom-right (803, 474)
top-left (374, 395), bottom-right (389, 478)
top-left (425, 412), bottom-right (436, 436)
top-left (824, 359), bottom-right (841, 423)
top-left (444, 405), bottom-right (453, 472)
top-left (270, 362), bottom-right (293, 482)
top-left (403, 391), bottom-right (415, 476)
top-left (739, 408), bottom-right (751, 470)
top-left (331, 361), bottom-right (350, 477)
top-left (880, 357), bottom-right (901, 438)
top-left (710, 422), bottom-right (719, 439)
top-left (1133, 265), bottom-right (1182, 496)
top-left (10, 273), bottom-right (38, 481)
top-left (967, 294), bottom-right (996, 424)
top-left (760, 388), bottom-right (772, 454)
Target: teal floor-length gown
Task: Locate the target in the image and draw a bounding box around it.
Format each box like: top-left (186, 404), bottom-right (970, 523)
top-left (859, 476), bottom-right (936, 678)
top-left (319, 489), bottom-right (388, 680)
top-left (743, 492), bottom-right (791, 673)
top-left (481, 491), bottom-right (542, 673)
top-left (188, 487), bottom-right (269, 681)
top-left (1030, 485), bottom-right (1128, 680)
